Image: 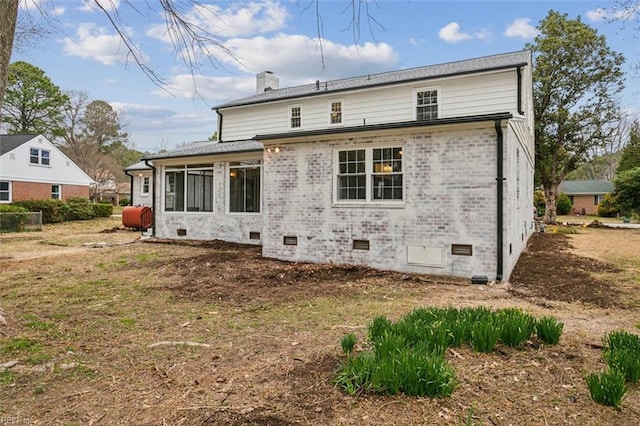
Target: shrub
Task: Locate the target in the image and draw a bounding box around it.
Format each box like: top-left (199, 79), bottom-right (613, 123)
top-left (585, 370), bottom-right (627, 407)
top-left (12, 199), bottom-right (68, 223)
top-left (92, 202), bottom-right (113, 218)
top-left (0, 205), bottom-right (29, 232)
top-left (65, 197), bottom-right (95, 221)
top-left (536, 317), bottom-right (564, 345)
top-left (119, 198), bottom-right (130, 207)
top-left (534, 189), bottom-right (546, 217)
top-left (603, 331), bottom-right (640, 383)
top-left (498, 308), bottom-right (536, 347)
top-left (598, 192), bottom-right (619, 217)
top-left (556, 192), bottom-right (572, 215)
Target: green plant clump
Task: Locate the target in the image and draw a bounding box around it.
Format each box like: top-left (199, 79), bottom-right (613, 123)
top-left (585, 370), bottom-right (627, 407)
top-left (536, 316), bottom-right (564, 345)
top-left (604, 331), bottom-right (640, 383)
top-left (340, 333), bottom-right (357, 356)
top-left (12, 199), bottom-right (68, 223)
top-left (65, 197), bottom-right (96, 220)
top-left (92, 202), bottom-right (114, 218)
top-left (498, 308), bottom-right (536, 347)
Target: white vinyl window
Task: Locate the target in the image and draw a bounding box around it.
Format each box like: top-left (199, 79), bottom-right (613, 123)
top-left (164, 164), bottom-right (214, 212)
top-left (289, 105), bottom-right (302, 129)
top-left (336, 146), bottom-right (403, 203)
top-left (415, 88), bottom-right (439, 120)
top-left (0, 181), bottom-right (10, 202)
top-left (30, 148), bottom-right (50, 166)
top-left (51, 185), bottom-right (61, 200)
top-left (329, 100), bottom-right (343, 125)
top-left (141, 176), bottom-right (150, 194)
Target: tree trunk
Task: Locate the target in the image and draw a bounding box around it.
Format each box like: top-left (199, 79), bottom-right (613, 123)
top-left (544, 184), bottom-right (558, 224)
top-left (0, 0), bottom-right (19, 107)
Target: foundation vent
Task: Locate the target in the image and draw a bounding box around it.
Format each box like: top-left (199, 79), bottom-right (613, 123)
top-left (451, 244), bottom-right (473, 256)
top-left (352, 240), bottom-right (370, 250)
top-left (283, 236), bottom-right (298, 246)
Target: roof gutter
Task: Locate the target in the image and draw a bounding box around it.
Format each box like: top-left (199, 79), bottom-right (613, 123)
top-left (495, 119), bottom-right (505, 282)
top-left (516, 67), bottom-right (524, 115)
top-left (216, 109), bottom-right (224, 142)
top-left (143, 159), bottom-right (156, 237)
top-left (123, 169), bottom-right (134, 206)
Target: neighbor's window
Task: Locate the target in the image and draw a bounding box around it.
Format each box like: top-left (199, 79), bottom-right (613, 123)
top-left (229, 161), bottom-right (261, 213)
top-left (415, 89), bottom-right (438, 120)
top-left (0, 181), bottom-right (10, 202)
top-left (164, 164), bottom-right (213, 212)
top-left (337, 146), bottom-right (403, 202)
top-left (30, 148), bottom-right (50, 165)
top-left (594, 195), bottom-right (602, 205)
top-left (142, 176), bottom-right (150, 194)
top-left (51, 185), bottom-right (60, 200)
top-left (289, 105), bottom-right (302, 129)
top-left (330, 100), bottom-right (343, 124)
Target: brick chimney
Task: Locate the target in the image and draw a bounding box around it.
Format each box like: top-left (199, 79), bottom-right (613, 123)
top-left (256, 71), bottom-right (279, 93)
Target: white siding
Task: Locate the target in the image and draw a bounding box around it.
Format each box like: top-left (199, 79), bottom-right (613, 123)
top-left (221, 70), bottom-right (518, 141)
top-left (130, 172), bottom-right (153, 207)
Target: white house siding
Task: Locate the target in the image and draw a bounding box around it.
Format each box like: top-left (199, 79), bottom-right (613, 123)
top-left (152, 161), bottom-right (262, 244)
top-left (262, 123), bottom-right (505, 279)
top-left (130, 172), bottom-right (152, 207)
top-left (221, 70), bottom-right (518, 142)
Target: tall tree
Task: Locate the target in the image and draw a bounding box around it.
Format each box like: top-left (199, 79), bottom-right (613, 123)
top-left (0, 0), bottom-right (18, 108)
top-left (82, 100), bottom-right (128, 149)
top-left (529, 11), bottom-right (625, 223)
top-left (1, 61), bottom-right (69, 138)
top-left (616, 121), bottom-right (640, 173)
top-left (613, 167), bottom-right (640, 216)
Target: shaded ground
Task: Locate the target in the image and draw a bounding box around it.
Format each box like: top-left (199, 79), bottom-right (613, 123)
top-left (1, 219), bottom-right (640, 425)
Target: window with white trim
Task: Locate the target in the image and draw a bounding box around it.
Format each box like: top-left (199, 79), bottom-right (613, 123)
top-left (30, 148), bottom-right (50, 166)
top-left (141, 176), bottom-right (150, 194)
top-left (164, 164), bottom-right (214, 212)
top-left (336, 146), bottom-right (403, 202)
top-left (415, 89), bottom-right (438, 120)
top-left (289, 105), bottom-right (302, 129)
top-left (51, 185), bottom-right (61, 200)
top-left (0, 181), bottom-right (10, 202)
top-left (228, 161), bottom-right (261, 213)
top-left (329, 100), bottom-right (343, 124)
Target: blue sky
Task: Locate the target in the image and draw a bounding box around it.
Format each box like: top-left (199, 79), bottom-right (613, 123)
top-left (12, 0), bottom-right (640, 153)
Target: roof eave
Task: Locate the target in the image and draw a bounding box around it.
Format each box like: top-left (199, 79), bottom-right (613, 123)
top-left (143, 148), bottom-right (264, 162)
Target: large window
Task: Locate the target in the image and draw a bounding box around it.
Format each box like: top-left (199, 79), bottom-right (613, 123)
top-left (30, 148), bottom-right (50, 166)
top-left (51, 185), bottom-right (60, 200)
top-left (289, 105), bottom-right (302, 129)
top-left (0, 181), bottom-right (9, 202)
top-left (415, 89), bottom-right (438, 120)
top-left (229, 161), bottom-right (261, 213)
top-left (337, 147), bottom-right (403, 202)
top-left (164, 164), bottom-right (213, 212)
top-left (330, 100), bottom-right (343, 124)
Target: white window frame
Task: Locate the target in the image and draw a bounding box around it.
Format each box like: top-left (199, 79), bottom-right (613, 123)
top-left (413, 87), bottom-right (440, 121)
top-left (333, 144), bottom-right (405, 206)
top-left (289, 104), bottom-right (302, 129)
top-left (51, 185), bottom-right (61, 200)
top-left (226, 160), bottom-right (262, 214)
top-left (141, 176), bottom-right (150, 195)
top-left (29, 148), bottom-right (51, 166)
top-left (0, 181), bottom-right (11, 203)
top-left (163, 164), bottom-right (214, 213)
top-left (328, 99), bottom-right (344, 125)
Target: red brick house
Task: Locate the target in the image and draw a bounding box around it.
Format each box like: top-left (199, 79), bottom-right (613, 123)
top-left (558, 180), bottom-right (614, 215)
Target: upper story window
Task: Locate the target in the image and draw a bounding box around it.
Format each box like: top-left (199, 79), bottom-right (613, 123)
top-left (329, 100), bottom-right (343, 125)
top-left (228, 161), bottom-right (261, 213)
top-left (142, 176), bottom-right (150, 194)
top-left (0, 181), bottom-right (10, 202)
top-left (415, 88), bottom-right (439, 120)
top-left (164, 164), bottom-right (214, 212)
top-left (336, 146), bottom-right (403, 203)
top-left (30, 148), bottom-right (50, 166)
top-left (289, 105), bottom-right (302, 129)
top-left (51, 185), bottom-right (61, 200)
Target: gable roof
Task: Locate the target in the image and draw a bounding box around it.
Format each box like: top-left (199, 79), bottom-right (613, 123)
top-left (123, 160), bottom-right (151, 172)
top-left (216, 50), bottom-right (531, 109)
top-left (558, 180), bottom-right (614, 195)
top-left (0, 134), bottom-right (39, 156)
top-left (144, 140), bottom-right (263, 161)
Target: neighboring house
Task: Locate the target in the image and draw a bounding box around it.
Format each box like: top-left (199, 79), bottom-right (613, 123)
top-left (0, 134), bottom-right (94, 203)
top-left (558, 180), bottom-right (614, 215)
top-left (124, 161), bottom-right (153, 206)
top-left (139, 50), bottom-right (535, 282)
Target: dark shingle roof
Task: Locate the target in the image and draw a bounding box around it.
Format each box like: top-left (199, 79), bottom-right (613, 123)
top-left (216, 50), bottom-right (531, 109)
top-left (143, 140), bottom-right (263, 161)
top-left (123, 160), bottom-right (151, 172)
top-left (558, 180), bottom-right (614, 195)
top-left (0, 134), bottom-right (39, 156)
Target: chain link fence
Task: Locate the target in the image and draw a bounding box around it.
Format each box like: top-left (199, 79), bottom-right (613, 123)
top-left (0, 211), bottom-right (43, 232)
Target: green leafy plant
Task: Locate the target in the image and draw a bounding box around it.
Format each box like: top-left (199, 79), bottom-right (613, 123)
top-left (12, 199), bottom-right (68, 223)
top-left (556, 192), bottom-right (573, 215)
top-left (604, 331), bottom-right (640, 383)
top-left (65, 197), bottom-right (96, 221)
top-left (498, 308), bottom-right (536, 347)
top-left (340, 333), bottom-right (357, 356)
top-left (536, 316), bottom-right (564, 345)
top-left (585, 370), bottom-right (627, 407)
top-left (92, 202), bottom-right (114, 218)
top-left (471, 319), bottom-right (501, 353)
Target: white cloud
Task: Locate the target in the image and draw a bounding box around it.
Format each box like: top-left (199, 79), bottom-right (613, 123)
top-left (150, 75), bottom-right (255, 103)
top-left (586, 8), bottom-right (607, 22)
top-left (146, 0), bottom-right (288, 43)
top-left (504, 18), bottom-right (539, 39)
top-left (79, 0), bottom-right (121, 13)
top-left (61, 23), bottom-right (148, 65)
top-left (438, 22), bottom-right (473, 43)
top-left (586, 6), bottom-right (637, 22)
top-left (20, 0), bottom-right (64, 15)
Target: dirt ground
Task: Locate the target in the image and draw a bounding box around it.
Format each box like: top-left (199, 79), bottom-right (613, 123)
top-left (0, 218), bottom-right (639, 425)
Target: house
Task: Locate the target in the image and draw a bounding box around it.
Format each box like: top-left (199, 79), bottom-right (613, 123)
top-left (0, 134), bottom-right (94, 203)
top-left (138, 50), bottom-right (535, 282)
top-left (558, 180), bottom-right (614, 215)
top-left (123, 161), bottom-right (153, 207)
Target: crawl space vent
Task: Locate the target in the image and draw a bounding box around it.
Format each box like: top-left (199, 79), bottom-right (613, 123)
top-left (451, 244), bottom-right (473, 256)
top-left (249, 231), bottom-right (261, 240)
top-left (283, 236), bottom-right (298, 246)
top-left (352, 240), bottom-right (370, 250)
